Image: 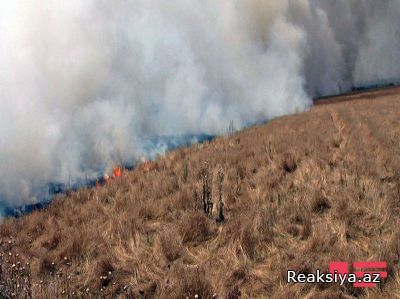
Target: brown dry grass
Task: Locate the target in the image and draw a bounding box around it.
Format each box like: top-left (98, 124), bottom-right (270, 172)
top-left (1, 88), bottom-right (400, 298)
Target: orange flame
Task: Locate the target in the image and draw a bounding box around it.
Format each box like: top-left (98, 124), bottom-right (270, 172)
top-left (112, 166), bottom-right (122, 178)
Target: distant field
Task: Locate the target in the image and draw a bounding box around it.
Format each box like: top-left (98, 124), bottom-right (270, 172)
top-left (314, 85), bottom-right (400, 105)
top-left (1, 88), bottom-right (400, 298)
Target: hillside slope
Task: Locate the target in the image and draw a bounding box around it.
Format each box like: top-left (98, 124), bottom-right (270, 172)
top-left (1, 88), bottom-right (400, 298)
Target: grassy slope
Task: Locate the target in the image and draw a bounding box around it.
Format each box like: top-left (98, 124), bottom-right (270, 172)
top-left (1, 88), bottom-right (400, 298)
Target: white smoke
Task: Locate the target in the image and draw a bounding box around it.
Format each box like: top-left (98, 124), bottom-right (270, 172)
top-left (0, 0), bottom-right (399, 213)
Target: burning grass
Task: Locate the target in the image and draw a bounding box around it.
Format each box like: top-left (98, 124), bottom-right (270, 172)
top-left (1, 88), bottom-right (400, 298)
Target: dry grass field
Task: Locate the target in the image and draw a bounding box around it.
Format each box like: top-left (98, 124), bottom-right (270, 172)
top-left (1, 87), bottom-right (400, 298)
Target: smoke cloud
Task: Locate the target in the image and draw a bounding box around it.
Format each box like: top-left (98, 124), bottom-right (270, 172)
top-left (1, 0), bottom-right (399, 214)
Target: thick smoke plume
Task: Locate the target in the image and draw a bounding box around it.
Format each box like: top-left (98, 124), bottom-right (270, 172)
top-left (1, 0), bottom-right (400, 214)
